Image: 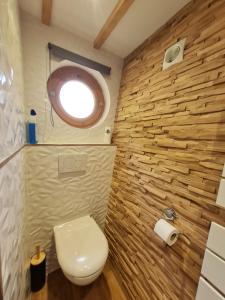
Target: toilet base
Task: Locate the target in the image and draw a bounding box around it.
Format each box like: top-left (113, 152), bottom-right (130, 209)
top-left (63, 266), bottom-right (104, 286)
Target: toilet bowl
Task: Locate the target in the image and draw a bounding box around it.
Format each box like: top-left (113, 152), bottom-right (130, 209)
top-left (54, 215), bottom-right (108, 286)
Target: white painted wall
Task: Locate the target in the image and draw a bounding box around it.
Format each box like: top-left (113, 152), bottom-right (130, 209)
top-left (20, 11), bottom-right (123, 144)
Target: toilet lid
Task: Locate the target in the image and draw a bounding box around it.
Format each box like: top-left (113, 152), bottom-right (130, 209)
top-left (54, 216), bottom-right (108, 278)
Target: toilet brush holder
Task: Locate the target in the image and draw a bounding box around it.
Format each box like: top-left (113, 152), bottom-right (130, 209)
top-left (30, 246), bottom-right (46, 292)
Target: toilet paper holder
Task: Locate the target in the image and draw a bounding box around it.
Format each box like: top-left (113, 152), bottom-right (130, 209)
top-left (162, 208), bottom-right (191, 245)
top-left (163, 207), bottom-right (176, 221)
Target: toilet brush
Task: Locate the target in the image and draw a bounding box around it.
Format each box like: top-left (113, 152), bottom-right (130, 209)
top-left (30, 245), bottom-right (46, 292)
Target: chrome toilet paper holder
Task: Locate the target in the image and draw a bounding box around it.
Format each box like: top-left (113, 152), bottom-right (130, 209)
top-left (163, 208), bottom-right (176, 221)
top-left (163, 208), bottom-right (191, 245)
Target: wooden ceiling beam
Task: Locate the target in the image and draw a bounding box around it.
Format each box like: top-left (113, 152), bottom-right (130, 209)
top-left (42, 0), bottom-right (53, 26)
top-left (94, 0), bottom-right (134, 49)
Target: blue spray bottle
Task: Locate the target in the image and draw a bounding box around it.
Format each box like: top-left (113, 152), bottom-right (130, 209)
top-left (27, 109), bottom-right (37, 144)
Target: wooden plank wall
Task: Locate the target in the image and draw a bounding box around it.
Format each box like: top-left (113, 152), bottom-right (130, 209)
top-left (105, 0), bottom-right (225, 299)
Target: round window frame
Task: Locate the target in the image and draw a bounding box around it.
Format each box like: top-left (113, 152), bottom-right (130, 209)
top-left (47, 66), bottom-right (105, 128)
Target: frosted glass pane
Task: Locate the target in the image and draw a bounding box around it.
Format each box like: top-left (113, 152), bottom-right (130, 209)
top-left (59, 80), bottom-right (95, 119)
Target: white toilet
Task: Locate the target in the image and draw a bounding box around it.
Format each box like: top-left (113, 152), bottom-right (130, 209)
top-left (54, 215), bottom-right (108, 286)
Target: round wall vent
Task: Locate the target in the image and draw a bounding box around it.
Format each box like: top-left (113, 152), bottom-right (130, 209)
top-left (165, 45), bottom-right (181, 63)
top-left (163, 39), bottom-right (186, 70)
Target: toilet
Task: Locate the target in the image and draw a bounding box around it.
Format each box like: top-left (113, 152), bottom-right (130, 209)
top-left (54, 215), bottom-right (108, 286)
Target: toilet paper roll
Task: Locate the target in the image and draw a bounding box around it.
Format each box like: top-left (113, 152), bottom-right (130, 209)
top-left (154, 219), bottom-right (179, 246)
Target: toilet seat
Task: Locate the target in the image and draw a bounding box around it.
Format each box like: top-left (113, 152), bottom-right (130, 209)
top-left (54, 216), bottom-right (108, 279)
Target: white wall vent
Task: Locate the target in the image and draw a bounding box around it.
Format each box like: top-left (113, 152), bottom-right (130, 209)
top-left (163, 39), bottom-right (186, 70)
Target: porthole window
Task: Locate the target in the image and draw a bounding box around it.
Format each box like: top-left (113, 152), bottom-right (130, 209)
top-left (47, 66), bottom-right (105, 128)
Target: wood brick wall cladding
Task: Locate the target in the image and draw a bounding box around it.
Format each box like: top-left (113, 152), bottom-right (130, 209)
top-left (105, 0), bottom-right (225, 299)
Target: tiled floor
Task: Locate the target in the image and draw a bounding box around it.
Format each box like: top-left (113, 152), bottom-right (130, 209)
top-left (31, 261), bottom-right (127, 300)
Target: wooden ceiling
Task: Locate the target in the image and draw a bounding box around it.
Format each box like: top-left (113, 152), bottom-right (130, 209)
top-left (93, 0), bottom-right (134, 49)
top-left (41, 0), bottom-right (134, 49)
top-left (20, 0), bottom-right (191, 57)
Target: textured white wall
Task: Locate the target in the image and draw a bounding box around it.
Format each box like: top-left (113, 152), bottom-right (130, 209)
top-left (0, 1), bottom-right (28, 299)
top-left (0, 0), bottom-right (25, 163)
top-left (20, 11), bottom-right (123, 144)
top-left (0, 151), bottom-right (28, 300)
top-left (25, 145), bottom-right (116, 273)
